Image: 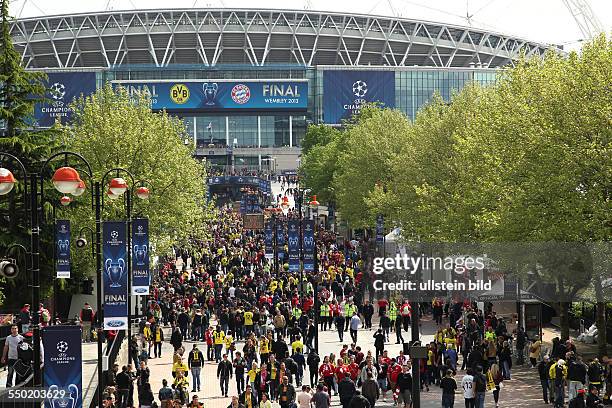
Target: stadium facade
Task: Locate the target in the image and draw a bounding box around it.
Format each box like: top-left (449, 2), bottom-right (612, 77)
top-left (10, 8), bottom-right (558, 171)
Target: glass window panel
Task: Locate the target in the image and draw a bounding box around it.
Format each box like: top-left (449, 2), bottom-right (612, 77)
top-left (196, 116), bottom-right (226, 146)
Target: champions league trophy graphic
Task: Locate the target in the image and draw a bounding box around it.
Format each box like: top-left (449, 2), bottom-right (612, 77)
top-left (105, 258), bottom-right (126, 288)
top-left (57, 239), bottom-right (70, 254)
top-left (288, 236), bottom-right (299, 248)
top-left (303, 235), bottom-right (314, 249)
top-left (46, 384), bottom-right (79, 408)
top-left (133, 244), bottom-right (148, 266)
top-left (203, 82), bottom-right (218, 105)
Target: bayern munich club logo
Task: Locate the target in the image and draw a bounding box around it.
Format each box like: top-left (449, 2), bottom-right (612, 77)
top-left (231, 84), bottom-right (251, 104)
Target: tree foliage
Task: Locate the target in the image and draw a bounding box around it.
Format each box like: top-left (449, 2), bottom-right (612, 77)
top-left (301, 35), bottom-right (611, 348)
top-left (61, 84), bottom-right (214, 281)
top-left (0, 0), bottom-right (58, 307)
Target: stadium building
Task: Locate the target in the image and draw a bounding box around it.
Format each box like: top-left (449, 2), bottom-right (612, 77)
top-left (11, 8), bottom-right (558, 172)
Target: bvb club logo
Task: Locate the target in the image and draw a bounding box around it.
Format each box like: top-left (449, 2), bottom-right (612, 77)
top-left (170, 84), bottom-right (190, 104)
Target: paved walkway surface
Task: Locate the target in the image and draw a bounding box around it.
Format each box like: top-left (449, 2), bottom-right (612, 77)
top-left (133, 317), bottom-right (552, 408)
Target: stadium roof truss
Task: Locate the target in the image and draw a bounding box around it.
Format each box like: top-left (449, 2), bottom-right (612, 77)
top-left (9, 9), bottom-right (557, 69)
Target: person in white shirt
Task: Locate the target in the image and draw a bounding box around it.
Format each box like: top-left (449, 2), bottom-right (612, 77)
top-left (461, 368), bottom-right (475, 408)
top-left (349, 313), bottom-right (361, 343)
top-left (2, 325), bottom-right (24, 387)
top-left (296, 384), bottom-right (312, 408)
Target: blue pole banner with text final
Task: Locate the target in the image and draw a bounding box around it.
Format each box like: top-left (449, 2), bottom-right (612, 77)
top-left (103, 221), bottom-right (128, 330)
top-left (56, 220), bottom-right (71, 278)
top-left (35, 72), bottom-right (97, 127)
top-left (43, 325), bottom-right (82, 408)
top-left (132, 218), bottom-right (150, 295)
top-left (303, 220), bottom-right (315, 272)
top-left (265, 220), bottom-right (274, 259)
top-left (113, 80), bottom-right (308, 112)
top-left (288, 220), bottom-right (300, 272)
top-left (276, 220), bottom-right (285, 262)
top-left (322, 70), bottom-right (395, 124)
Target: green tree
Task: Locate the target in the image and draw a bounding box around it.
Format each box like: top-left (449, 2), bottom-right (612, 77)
top-left (62, 84), bottom-right (214, 281)
top-left (0, 0), bottom-right (58, 307)
top-left (299, 124), bottom-right (339, 156)
top-left (333, 106), bottom-right (411, 228)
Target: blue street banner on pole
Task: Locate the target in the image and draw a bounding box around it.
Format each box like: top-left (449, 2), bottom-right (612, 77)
top-left (376, 214), bottom-right (384, 244)
top-left (303, 220), bottom-right (315, 272)
top-left (132, 218), bottom-right (150, 295)
top-left (103, 221), bottom-right (128, 330)
top-left (288, 220), bottom-right (300, 272)
top-left (43, 325), bottom-right (82, 408)
top-left (276, 220), bottom-right (285, 262)
top-left (56, 219), bottom-right (71, 278)
top-left (265, 220), bottom-right (274, 259)
top-left (323, 70), bottom-right (395, 123)
top-left (113, 80), bottom-right (308, 112)
top-left (35, 72), bottom-right (97, 127)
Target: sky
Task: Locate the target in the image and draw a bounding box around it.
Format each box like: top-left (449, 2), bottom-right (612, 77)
top-left (8, 0), bottom-right (612, 51)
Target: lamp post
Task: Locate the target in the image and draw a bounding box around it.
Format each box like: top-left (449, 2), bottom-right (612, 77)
top-left (0, 151), bottom-right (93, 389)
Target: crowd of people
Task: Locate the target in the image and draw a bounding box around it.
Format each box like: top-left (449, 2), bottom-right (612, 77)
top-left (4, 198), bottom-right (611, 408)
top-left (94, 204), bottom-right (612, 408)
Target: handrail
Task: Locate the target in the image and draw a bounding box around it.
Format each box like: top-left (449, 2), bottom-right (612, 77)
top-left (88, 331), bottom-right (125, 408)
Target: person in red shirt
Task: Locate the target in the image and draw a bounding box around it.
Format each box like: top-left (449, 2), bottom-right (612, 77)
top-left (381, 350), bottom-right (392, 366)
top-left (319, 356), bottom-right (335, 395)
top-left (303, 296), bottom-right (314, 313)
top-left (348, 357), bottom-right (360, 382)
top-left (388, 359), bottom-right (402, 399)
top-left (335, 358), bottom-right (347, 384)
top-left (205, 327), bottom-right (214, 361)
top-left (377, 298), bottom-right (389, 317)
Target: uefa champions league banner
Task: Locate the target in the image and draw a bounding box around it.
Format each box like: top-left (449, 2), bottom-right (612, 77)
top-left (303, 220), bottom-right (315, 272)
top-left (113, 80), bottom-right (308, 111)
top-left (43, 325), bottom-right (82, 408)
top-left (276, 220), bottom-right (286, 262)
top-left (103, 221), bottom-right (128, 330)
top-left (322, 70), bottom-right (395, 123)
top-left (56, 220), bottom-right (71, 278)
top-left (288, 220), bottom-right (300, 272)
top-left (35, 72), bottom-right (97, 127)
top-left (132, 218), bottom-right (150, 295)
top-left (265, 220), bottom-right (274, 259)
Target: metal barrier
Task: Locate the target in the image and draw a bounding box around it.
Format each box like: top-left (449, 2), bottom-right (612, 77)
top-left (87, 330), bottom-right (125, 408)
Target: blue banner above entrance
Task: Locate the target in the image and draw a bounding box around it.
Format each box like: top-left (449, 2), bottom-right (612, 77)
top-left (113, 80), bottom-right (308, 112)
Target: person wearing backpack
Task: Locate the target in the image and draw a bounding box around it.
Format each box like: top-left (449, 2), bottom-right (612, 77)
top-left (549, 359), bottom-right (568, 408)
top-left (473, 365), bottom-right (487, 408)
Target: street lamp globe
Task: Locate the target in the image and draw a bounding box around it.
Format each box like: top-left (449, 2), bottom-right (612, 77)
top-left (106, 188), bottom-right (120, 200)
top-left (309, 195), bottom-right (320, 209)
top-left (136, 186), bottom-right (150, 200)
top-left (0, 168), bottom-right (16, 195)
top-left (109, 177), bottom-right (128, 195)
top-left (60, 195), bottom-right (72, 206)
top-left (72, 180), bottom-right (86, 197)
top-left (52, 166), bottom-right (81, 194)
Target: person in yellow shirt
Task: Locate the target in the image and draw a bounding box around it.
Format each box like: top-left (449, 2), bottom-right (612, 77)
top-left (172, 355), bottom-right (189, 378)
top-left (244, 309), bottom-right (254, 336)
top-left (247, 363), bottom-right (259, 399)
top-left (291, 336), bottom-right (304, 354)
top-left (213, 325), bottom-right (226, 363)
top-left (259, 335), bottom-right (270, 364)
top-left (225, 331), bottom-right (235, 360)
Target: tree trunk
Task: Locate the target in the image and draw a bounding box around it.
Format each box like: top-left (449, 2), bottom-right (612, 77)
top-left (593, 277), bottom-right (608, 358)
top-left (559, 302), bottom-right (570, 341)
